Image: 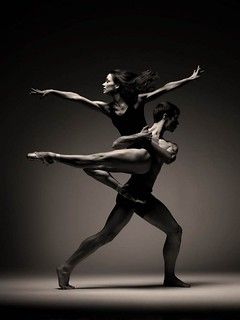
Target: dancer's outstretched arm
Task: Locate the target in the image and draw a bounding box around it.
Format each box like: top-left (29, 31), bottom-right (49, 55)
top-left (139, 66), bottom-right (203, 102)
top-left (30, 88), bottom-right (109, 113)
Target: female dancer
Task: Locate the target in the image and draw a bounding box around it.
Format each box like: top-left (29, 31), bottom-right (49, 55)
top-left (30, 66), bottom-right (202, 200)
top-left (30, 67), bottom-right (201, 136)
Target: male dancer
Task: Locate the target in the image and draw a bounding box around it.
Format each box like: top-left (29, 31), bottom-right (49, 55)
top-left (28, 101), bottom-right (189, 288)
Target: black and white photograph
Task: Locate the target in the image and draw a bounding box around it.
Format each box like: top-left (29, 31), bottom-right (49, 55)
top-left (1, 1), bottom-right (240, 319)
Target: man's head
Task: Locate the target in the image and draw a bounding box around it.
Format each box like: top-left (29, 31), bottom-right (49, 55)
top-left (153, 101), bottom-right (180, 132)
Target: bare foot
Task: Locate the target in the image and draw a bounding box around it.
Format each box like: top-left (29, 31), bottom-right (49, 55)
top-left (56, 267), bottom-right (75, 290)
top-left (27, 152), bottom-right (55, 165)
top-left (118, 188), bottom-right (146, 205)
top-left (163, 275), bottom-right (190, 288)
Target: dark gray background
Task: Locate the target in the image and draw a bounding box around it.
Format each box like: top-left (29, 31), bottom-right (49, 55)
top-left (1, 1), bottom-right (240, 276)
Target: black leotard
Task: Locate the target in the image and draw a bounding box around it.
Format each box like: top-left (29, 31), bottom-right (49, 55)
top-left (117, 138), bottom-right (156, 205)
top-left (107, 102), bottom-right (146, 135)
top-left (106, 101), bottom-right (156, 211)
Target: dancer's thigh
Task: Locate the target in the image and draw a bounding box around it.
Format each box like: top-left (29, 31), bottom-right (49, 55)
top-left (101, 202), bottom-right (135, 237)
top-left (89, 148), bottom-right (151, 174)
top-left (135, 195), bottom-right (180, 234)
top-left (102, 148), bottom-right (150, 163)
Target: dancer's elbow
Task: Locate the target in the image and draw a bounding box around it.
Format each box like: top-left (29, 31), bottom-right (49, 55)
top-left (112, 138), bottom-right (125, 149)
top-left (165, 155), bottom-right (176, 165)
top-left (112, 141), bottom-right (120, 149)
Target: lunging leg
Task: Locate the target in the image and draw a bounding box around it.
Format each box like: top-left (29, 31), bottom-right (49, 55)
top-left (57, 204), bottom-right (134, 289)
top-left (136, 196), bottom-right (190, 287)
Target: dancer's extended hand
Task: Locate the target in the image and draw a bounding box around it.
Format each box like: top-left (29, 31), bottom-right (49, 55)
top-left (139, 131), bottom-right (152, 141)
top-left (29, 88), bottom-right (50, 97)
top-left (189, 65), bottom-right (204, 80)
top-left (140, 125), bottom-right (149, 133)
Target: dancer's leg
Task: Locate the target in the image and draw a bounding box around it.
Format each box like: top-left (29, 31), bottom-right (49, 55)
top-left (84, 169), bottom-right (145, 204)
top-left (136, 196), bottom-right (190, 287)
top-left (27, 148), bottom-right (151, 174)
top-left (84, 169), bottom-right (122, 192)
top-left (57, 204), bottom-right (134, 289)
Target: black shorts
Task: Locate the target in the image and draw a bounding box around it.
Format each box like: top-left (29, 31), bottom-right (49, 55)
top-left (115, 185), bottom-right (154, 218)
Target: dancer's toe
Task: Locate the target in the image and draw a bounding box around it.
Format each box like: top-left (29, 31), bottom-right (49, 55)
top-left (27, 152), bottom-right (39, 160)
top-left (56, 267), bottom-right (74, 289)
top-left (58, 284), bottom-right (76, 290)
top-left (27, 152), bottom-right (55, 164)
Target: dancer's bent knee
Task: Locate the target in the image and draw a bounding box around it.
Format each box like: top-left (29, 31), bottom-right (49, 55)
top-left (167, 225), bottom-right (182, 237)
top-left (99, 231), bottom-right (117, 245)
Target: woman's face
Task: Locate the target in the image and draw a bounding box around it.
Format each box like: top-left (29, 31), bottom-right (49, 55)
top-left (102, 74), bottom-right (119, 94)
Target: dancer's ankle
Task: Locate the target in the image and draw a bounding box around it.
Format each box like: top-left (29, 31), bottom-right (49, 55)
top-left (57, 264), bottom-right (72, 273)
top-left (164, 273), bottom-right (176, 281)
top-left (54, 153), bottom-right (61, 160)
top-left (116, 185), bottom-right (122, 193)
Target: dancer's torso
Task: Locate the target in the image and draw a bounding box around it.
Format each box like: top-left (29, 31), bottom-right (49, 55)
top-left (126, 138), bottom-right (176, 193)
top-left (106, 101), bottom-right (147, 135)
top-left (105, 101), bottom-right (165, 196)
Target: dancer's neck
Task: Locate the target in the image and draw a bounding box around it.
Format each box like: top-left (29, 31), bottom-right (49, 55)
top-left (112, 93), bottom-right (127, 106)
top-left (149, 119), bottom-right (166, 139)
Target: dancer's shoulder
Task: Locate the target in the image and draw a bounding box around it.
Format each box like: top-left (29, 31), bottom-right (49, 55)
top-left (93, 101), bottom-right (111, 115)
top-left (159, 139), bottom-right (178, 154)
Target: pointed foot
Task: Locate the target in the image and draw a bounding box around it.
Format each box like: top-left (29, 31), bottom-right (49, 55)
top-left (58, 284), bottom-right (76, 290)
top-left (56, 267), bottom-right (75, 290)
top-left (27, 152), bottom-right (55, 164)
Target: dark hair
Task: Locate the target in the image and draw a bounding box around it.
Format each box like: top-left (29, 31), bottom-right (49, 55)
top-left (110, 69), bottom-right (158, 105)
top-left (153, 101), bottom-right (180, 123)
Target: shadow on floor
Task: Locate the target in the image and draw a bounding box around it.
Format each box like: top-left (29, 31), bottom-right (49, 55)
top-left (60, 281), bottom-right (222, 290)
